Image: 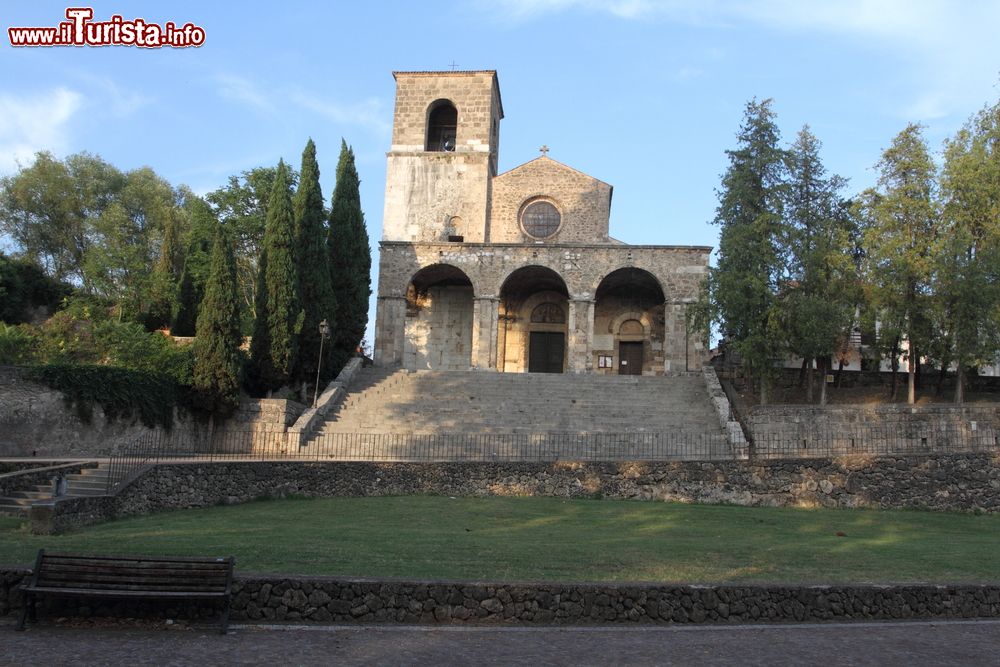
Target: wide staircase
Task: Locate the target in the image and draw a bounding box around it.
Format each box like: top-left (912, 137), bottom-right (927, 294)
top-left (303, 366), bottom-right (727, 460)
top-left (0, 464), bottom-right (112, 517)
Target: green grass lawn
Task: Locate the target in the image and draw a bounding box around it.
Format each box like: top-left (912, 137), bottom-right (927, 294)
top-left (1, 496), bottom-right (998, 584)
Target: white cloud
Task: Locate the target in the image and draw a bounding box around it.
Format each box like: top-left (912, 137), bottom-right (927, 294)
top-left (215, 73), bottom-right (275, 113)
top-left (87, 76), bottom-right (151, 117)
top-left (289, 91), bottom-right (390, 135)
top-left (0, 87), bottom-right (83, 174)
top-left (213, 74), bottom-right (390, 134)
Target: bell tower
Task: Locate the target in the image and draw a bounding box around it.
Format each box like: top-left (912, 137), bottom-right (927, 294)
top-left (382, 71), bottom-right (503, 243)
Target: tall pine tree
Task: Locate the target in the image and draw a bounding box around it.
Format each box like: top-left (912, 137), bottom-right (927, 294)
top-left (250, 160), bottom-right (301, 393)
top-left (328, 140), bottom-right (371, 370)
top-left (707, 99), bottom-right (788, 403)
top-left (781, 126), bottom-right (858, 404)
top-left (292, 139), bottom-right (338, 390)
top-left (193, 224), bottom-right (242, 415)
top-left (860, 124), bottom-right (939, 404)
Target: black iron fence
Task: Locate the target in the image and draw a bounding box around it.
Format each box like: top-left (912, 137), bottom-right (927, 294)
top-left (104, 424), bottom-right (1000, 494)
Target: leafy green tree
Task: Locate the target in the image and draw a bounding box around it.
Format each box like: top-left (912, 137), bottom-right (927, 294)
top-left (860, 124), bottom-right (939, 404)
top-left (937, 101), bottom-right (1000, 402)
top-left (781, 127), bottom-right (858, 404)
top-left (172, 198), bottom-right (218, 336)
top-left (193, 225), bottom-right (242, 414)
top-left (293, 139), bottom-right (338, 390)
top-left (0, 151), bottom-right (124, 286)
top-left (328, 140), bottom-right (371, 370)
top-left (706, 99), bottom-right (788, 403)
top-left (250, 160), bottom-right (301, 393)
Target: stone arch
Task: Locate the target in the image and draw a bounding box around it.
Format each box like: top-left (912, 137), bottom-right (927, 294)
top-left (426, 99), bottom-right (458, 152)
top-left (594, 268), bottom-right (666, 375)
top-left (609, 311), bottom-right (652, 337)
top-left (497, 265), bottom-right (570, 373)
top-left (591, 266), bottom-right (667, 299)
top-left (404, 263), bottom-right (474, 370)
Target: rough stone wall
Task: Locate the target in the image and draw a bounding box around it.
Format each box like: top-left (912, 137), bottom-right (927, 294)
top-left (29, 453), bottom-right (1000, 536)
top-left (4, 570), bottom-right (998, 626)
top-left (383, 153), bottom-right (494, 243)
top-left (0, 368), bottom-right (303, 457)
top-left (220, 399), bottom-right (304, 435)
top-left (404, 285), bottom-right (474, 370)
top-left (490, 157), bottom-right (612, 244)
top-left (384, 71), bottom-right (501, 243)
top-left (0, 367), bottom-right (202, 457)
top-left (747, 404), bottom-right (1000, 456)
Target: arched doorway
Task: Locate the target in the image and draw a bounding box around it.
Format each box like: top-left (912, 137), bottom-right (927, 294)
top-left (405, 264), bottom-right (473, 370)
top-left (594, 268), bottom-right (666, 375)
top-left (498, 266), bottom-right (569, 373)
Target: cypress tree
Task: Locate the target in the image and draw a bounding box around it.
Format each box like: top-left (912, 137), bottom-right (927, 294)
top-left (172, 198), bottom-right (217, 336)
top-left (193, 225), bottom-right (242, 414)
top-left (293, 139), bottom-right (338, 389)
top-left (707, 99), bottom-right (788, 404)
top-left (328, 140), bottom-right (371, 370)
top-left (250, 160), bottom-right (301, 392)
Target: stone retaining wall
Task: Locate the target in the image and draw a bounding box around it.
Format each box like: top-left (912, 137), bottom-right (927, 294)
top-left (747, 404), bottom-right (1000, 456)
top-left (2, 568), bottom-right (998, 625)
top-left (0, 366), bottom-right (307, 457)
top-left (30, 453), bottom-right (1000, 534)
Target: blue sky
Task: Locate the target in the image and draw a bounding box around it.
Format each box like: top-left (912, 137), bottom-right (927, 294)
top-left (3, 1), bottom-right (1000, 319)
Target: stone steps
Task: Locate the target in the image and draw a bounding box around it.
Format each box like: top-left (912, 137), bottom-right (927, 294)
top-left (308, 368), bottom-right (722, 447)
top-left (0, 463), bottom-right (112, 517)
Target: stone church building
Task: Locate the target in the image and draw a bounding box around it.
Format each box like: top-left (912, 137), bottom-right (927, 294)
top-left (373, 70), bottom-right (710, 375)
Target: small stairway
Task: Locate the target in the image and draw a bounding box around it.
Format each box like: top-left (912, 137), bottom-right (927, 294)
top-left (0, 464), bottom-right (112, 518)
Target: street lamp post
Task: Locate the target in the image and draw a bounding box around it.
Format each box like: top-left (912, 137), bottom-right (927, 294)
top-left (313, 319), bottom-right (330, 408)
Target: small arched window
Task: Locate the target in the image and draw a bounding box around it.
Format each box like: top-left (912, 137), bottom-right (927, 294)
top-left (426, 101), bottom-right (457, 152)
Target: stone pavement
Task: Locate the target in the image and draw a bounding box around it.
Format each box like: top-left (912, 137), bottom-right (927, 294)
top-left (4, 618), bottom-right (1000, 666)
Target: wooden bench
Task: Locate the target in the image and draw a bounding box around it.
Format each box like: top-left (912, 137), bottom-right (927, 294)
top-left (16, 550), bottom-right (235, 634)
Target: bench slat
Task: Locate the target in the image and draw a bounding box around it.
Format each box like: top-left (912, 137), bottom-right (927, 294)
top-left (43, 553), bottom-right (232, 565)
top-left (38, 568), bottom-right (229, 582)
top-left (24, 586), bottom-right (228, 599)
top-left (41, 559), bottom-right (231, 571)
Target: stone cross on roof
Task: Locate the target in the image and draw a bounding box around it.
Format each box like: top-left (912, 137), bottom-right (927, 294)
top-left (539, 145), bottom-right (549, 155)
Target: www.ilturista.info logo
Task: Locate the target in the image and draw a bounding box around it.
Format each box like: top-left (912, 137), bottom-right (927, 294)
top-left (8, 7), bottom-right (205, 48)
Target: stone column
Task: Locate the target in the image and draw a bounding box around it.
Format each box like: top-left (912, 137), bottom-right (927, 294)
top-left (567, 299), bottom-right (595, 374)
top-left (471, 296), bottom-right (500, 370)
top-left (374, 296), bottom-right (407, 367)
top-left (663, 301), bottom-right (697, 373)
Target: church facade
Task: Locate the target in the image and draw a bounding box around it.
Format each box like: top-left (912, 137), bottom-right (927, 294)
top-left (373, 70), bottom-right (710, 375)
